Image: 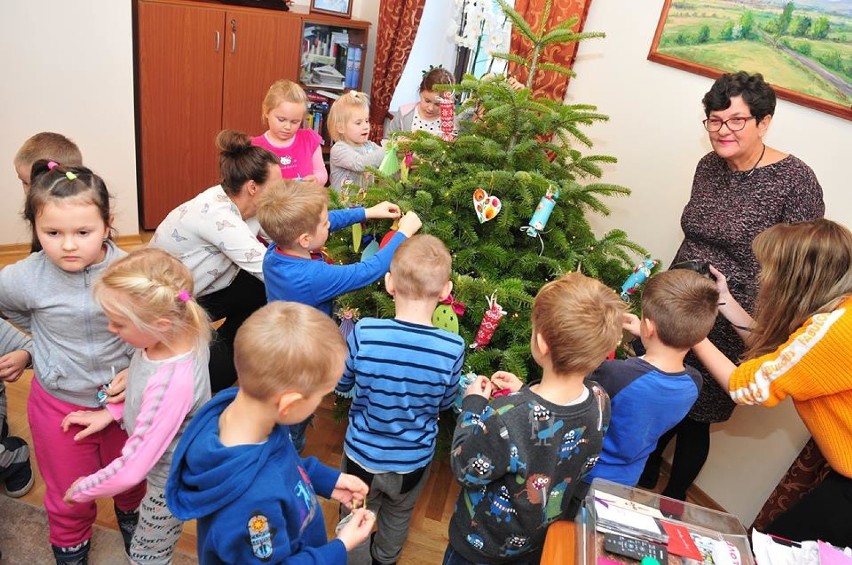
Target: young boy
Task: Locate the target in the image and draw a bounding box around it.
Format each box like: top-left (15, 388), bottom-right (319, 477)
top-left (336, 235), bottom-right (465, 565)
top-left (445, 272), bottom-right (624, 564)
top-left (255, 180), bottom-right (422, 317)
top-left (0, 318), bottom-right (34, 498)
top-left (14, 131), bottom-right (83, 254)
top-left (166, 302), bottom-right (375, 564)
top-left (584, 269), bottom-right (719, 488)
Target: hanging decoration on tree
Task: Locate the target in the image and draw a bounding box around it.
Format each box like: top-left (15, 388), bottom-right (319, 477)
top-left (522, 186), bottom-right (560, 237)
top-left (432, 293), bottom-right (466, 334)
top-left (440, 96), bottom-right (456, 141)
top-left (470, 292), bottom-right (507, 350)
top-left (452, 372), bottom-right (478, 413)
top-left (379, 141), bottom-right (400, 176)
top-left (473, 188), bottom-right (502, 223)
top-left (620, 258), bottom-right (658, 299)
top-left (379, 220), bottom-right (400, 250)
top-left (361, 239), bottom-right (380, 261)
top-left (336, 307), bottom-right (360, 340)
top-left (352, 222), bottom-right (363, 253)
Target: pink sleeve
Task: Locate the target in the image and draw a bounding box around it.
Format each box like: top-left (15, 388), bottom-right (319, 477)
top-left (312, 145), bottom-right (328, 186)
top-left (105, 400), bottom-right (124, 422)
top-left (70, 360), bottom-right (195, 502)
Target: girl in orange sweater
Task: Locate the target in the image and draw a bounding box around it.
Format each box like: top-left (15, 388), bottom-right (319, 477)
top-left (694, 218), bottom-right (852, 547)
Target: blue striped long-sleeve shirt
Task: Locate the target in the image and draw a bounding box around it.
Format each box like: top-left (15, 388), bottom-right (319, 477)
top-left (336, 318), bottom-right (465, 472)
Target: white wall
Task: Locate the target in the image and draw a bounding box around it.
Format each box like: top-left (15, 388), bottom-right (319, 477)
top-left (0, 1), bottom-right (138, 244)
top-left (567, 0), bottom-right (850, 525)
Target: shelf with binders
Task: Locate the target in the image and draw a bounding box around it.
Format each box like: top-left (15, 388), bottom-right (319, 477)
top-left (299, 19), bottom-right (368, 92)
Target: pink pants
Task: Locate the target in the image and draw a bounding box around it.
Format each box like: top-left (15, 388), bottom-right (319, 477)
top-left (28, 378), bottom-right (146, 547)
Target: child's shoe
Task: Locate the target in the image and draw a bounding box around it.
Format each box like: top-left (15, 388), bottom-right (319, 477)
top-left (52, 539), bottom-right (90, 565)
top-left (2, 436), bottom-right (34, 498)
top-left (114, 504), bottom-right (140, 555)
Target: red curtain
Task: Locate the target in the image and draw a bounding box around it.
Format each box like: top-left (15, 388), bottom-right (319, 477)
top-left (507, 0), bottom-right (594, 102)
top-left (368, 0), bottom-right (427, 142)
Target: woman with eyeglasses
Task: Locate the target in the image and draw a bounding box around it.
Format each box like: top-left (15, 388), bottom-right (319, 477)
top-left (638, 71), bottom-right (825, 500)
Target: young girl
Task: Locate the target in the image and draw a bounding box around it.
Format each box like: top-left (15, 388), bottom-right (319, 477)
top-left (385, 66), bottom-right (456, 137)
top-left (328, 90), bottom-right (386, 194)
top-left (60, 248), bottom-right (212, 565)
top-left (252, 79), bottom-right (328, 185)
top-left (0, 161), bottom-right (145, 565)
top-left (694, 219), bottom-right (852, 547)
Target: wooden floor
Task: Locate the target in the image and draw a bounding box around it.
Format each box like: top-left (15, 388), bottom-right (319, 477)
top-left (4, 372), bottom-right (459, 564)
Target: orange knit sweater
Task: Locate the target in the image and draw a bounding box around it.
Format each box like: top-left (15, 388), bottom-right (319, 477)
top-left (729, 296), bottom-right (852, 477)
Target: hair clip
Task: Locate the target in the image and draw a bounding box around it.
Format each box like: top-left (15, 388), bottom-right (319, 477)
top-left (422, 64), bottom-right (444, 77)
top-left (349, 90), bottom-right (360, 100)
top-left (47, 161), bottom-right (59, 170)
top-left (65, 171), bottom-right (78, 181)
top-left (177, 290), bottom-right (192, 303)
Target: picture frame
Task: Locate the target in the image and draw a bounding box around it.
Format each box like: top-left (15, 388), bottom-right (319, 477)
top-left (648, 0), bottom-right (851, 121)
top-left (310, 0), bottom-right (352, 19)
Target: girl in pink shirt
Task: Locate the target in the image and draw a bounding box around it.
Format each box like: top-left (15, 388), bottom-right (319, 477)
top-left (252, 79), bottom-right (329, 185)
top-left (61, 248), bottom-right (212, 564)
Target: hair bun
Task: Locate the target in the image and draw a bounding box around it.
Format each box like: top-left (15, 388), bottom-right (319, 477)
top-left (216, 129), bottom-right (252, 156)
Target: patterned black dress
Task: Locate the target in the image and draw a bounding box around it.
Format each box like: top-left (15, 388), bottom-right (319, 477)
top-left (673, 151), bottom-right (824, 423)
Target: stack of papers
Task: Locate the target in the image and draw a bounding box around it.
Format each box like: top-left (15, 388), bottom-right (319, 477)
top-left (593, 490), bottom-right (668, 544)
top-left (310, 65), bottom-right (344, 88)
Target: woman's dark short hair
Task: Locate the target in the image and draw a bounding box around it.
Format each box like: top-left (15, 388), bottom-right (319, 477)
top-left (702, 71), bottom-right (776, 122)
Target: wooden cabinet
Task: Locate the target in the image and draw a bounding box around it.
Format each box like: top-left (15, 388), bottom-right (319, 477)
top-left (135, 0), bottom-right (366, 228)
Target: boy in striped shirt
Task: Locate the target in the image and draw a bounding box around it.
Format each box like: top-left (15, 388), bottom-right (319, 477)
top-left (336, 234), bottom-right (465, 565)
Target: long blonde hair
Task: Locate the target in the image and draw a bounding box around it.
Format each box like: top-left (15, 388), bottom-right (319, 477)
top-left (747, 219), bottom-right (852, 358)
top-left (94, 248), bottom-right (211, 353)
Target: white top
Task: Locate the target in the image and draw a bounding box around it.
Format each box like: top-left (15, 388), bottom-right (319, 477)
top-left (150, 185), bottom-right (266, 296)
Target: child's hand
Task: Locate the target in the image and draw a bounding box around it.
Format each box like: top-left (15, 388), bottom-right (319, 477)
top-left (105, 368), bottom-right (128, 404)
top-left (397, 211), bottom-right (422, 237)
top-left (365, 201), bottom-right (401, 221)
top-left (0, 349), bottom-right (31, 383)
top-left (336, 508), bottom-right (376, 551)
top-left (61, 409), bottom-right (115, 441)
top-left (63, 478), bottom-right (84, 506)
top-left (331, 473), bottom-right (369, 510)
top-left (622, 313), bottom-right (641, 337)
top-left (464, 375), bottom-right (493, 399)
top-left (490, 371), bottom-right (523, 393)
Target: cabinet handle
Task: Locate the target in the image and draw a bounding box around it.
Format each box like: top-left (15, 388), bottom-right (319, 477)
top-left (230, 19), bottom-right (237, 54)
top-left (215, 31), bottom-right (220, 52)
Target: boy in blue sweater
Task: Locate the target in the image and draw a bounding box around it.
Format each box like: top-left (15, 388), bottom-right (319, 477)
top-left (256, 180), bottom-right (421, 452)
top-left (336, 235), bottom-right (465, 565)
top-left (166, 302), bottom-right (375, 565)
top-left (584, 269), bottom-right (719, 488)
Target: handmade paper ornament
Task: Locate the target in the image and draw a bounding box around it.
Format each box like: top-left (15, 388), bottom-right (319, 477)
top-left (336, 307), bottom-right (360, 340)
top-left (380, 230), bottom-right (396, 249)
top-left (473, 188), bottom-right (502, 223)
top-left (361, 239), bottom-right (380, 261)
top-left (620, 258), bottom-right (658, 299)
top-left (432, 293), bottom-right (465, 334)
top-left (379, 141), bottom-right (400, 176)
top-left (470, 293), bottom-right (507, 350)
top-left (440, 96), bottom-right (455, 141)
top-left (352, 222), bottom-right (363, 252)
top-left (522, 186), bottom-right (560, 237)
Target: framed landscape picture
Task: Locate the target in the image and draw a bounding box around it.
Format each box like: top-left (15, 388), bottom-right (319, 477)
top-left (648, 0), bottom-right (851, 120)
top-left (310, 0), bottom-right (352, 18)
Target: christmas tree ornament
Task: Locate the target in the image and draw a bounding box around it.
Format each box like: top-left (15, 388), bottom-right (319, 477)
top-left (470, 292), bottom-right (507, 350)
top-left (379, 141), bottom-right (400, 175)
top-left (379, 230), bottom-right (396, 249)
top-left (522, 186), bottom-right (560, 237)
top-left (473, 188), bottom-right (502, 223)
top-left (432, 293), bottom-right (466, 334)
top-left (452, 372), bottom-right (478, 413)
top-left (440, 96), bottom-right (455, 141)
top-left (352, 222), bottom-right (363, 252)
top-left (361, 239), bottom-right (380, 261)
top-left (336, 307), bottom-right (360, 340)
top-left (620, 258), bottom-right (658, 299)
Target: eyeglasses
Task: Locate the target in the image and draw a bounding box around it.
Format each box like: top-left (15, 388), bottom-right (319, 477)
top-left (702, 116), bottom-right (756, 132)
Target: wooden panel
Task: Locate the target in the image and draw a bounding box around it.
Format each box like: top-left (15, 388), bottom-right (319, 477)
top-left (221, 10), bottom-right (301, 135)
top-left (137, 1), bottom-right (225, 228)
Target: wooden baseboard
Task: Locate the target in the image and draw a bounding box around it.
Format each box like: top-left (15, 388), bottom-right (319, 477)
top-left (0, 234), bottom-right (146, 265)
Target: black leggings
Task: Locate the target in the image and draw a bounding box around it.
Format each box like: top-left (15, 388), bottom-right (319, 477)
top-left (766, 470), bottom-right (852, 547)
top-left (642, 417), bottom-right (711, 501)
top-left (197, 269), bottom-right (267, 392)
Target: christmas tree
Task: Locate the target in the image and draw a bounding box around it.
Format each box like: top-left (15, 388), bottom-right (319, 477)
top-left (328, 0), bottom-right (646, 381)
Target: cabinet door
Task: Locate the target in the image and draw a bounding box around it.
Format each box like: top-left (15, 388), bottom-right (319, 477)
top-left (221, 10), bottom-right (300, 136)
top-left (138, 1), bottom-right (225, 229)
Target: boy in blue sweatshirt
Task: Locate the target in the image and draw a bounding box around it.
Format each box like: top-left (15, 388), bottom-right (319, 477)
top-left (584, 269), bottom-right (719, 488)
top-left (255, 180), bottom-right (422, 452)
top-left (166, 302), bottom-right (375, 565)
top-left (336, 235), bottom-right (465, 565)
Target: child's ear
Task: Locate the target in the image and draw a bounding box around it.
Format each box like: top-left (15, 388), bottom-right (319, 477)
top-left (385, 272), bottom-right (395, 296)
top-left (439, 280), bottom-right (453, 301)
top-left (534, 332), bottom-right (550, 358)
top-left (152, 317), bottom-right (173, 335)
top-left (641, 318), bottom-right (656, 339)
top-left (296, 232), bottom-right (313, 250)
top-left (276, 390), bottom-right (304, 418)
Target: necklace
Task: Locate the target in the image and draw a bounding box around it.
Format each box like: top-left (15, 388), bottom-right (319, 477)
top-left (744, 143), bottom-right (766, 177)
